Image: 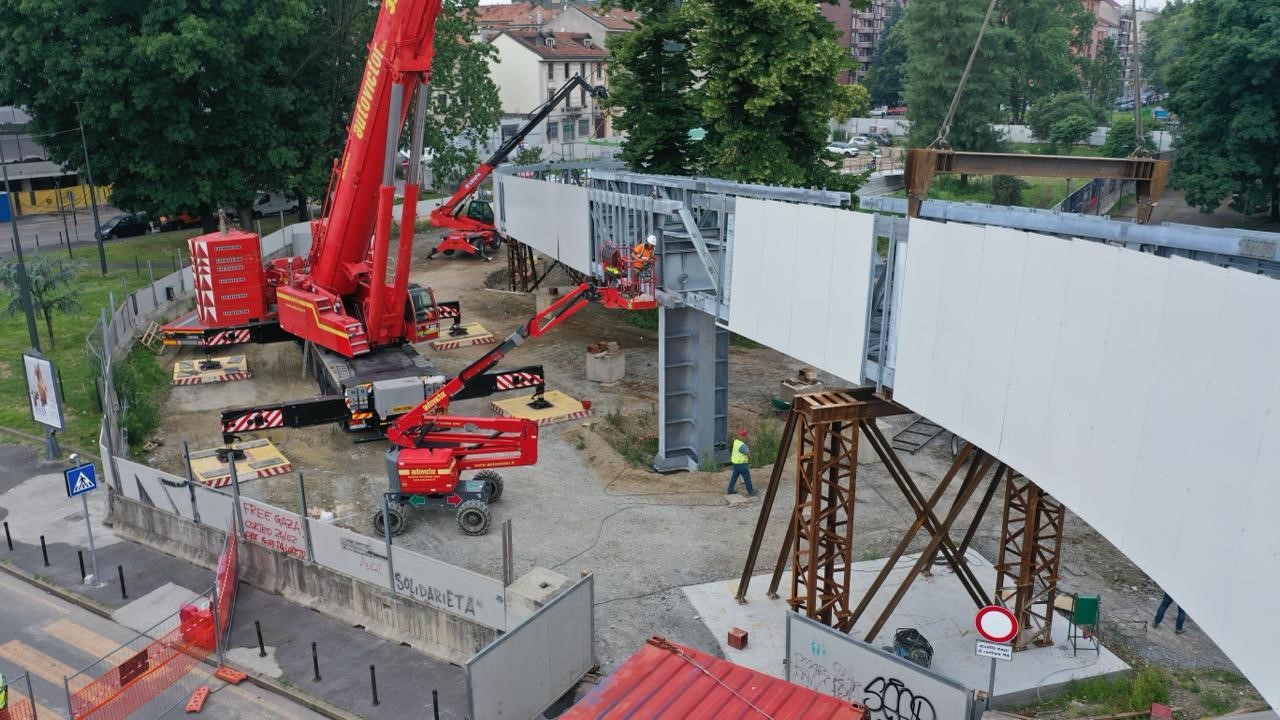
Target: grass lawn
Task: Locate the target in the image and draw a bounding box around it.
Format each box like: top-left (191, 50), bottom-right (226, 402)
top-left (1, 227), bottom-right (215, 451)
top-left (1007, 142), bottom-right (1107, 158)
top-left (890, 175), bottom-right (1073, 209)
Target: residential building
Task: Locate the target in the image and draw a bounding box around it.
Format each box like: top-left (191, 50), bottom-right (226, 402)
top-left (488, 30), bottom-right (612, 157)
top-left (0, 106), bottom-right (91, 217)
top-left (1081, 0), bottom-right (1121, 59)
top-left (546, 4), bottom-right (637, 50)
top-left (1117, 5), bottom-right (1155, 94)
top-left (474, 2), bottom-right (563, 40)
top-left (819, 0), bottom-right (906, 85)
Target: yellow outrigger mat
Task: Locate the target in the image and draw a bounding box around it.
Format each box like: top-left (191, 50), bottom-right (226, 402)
top-left (491, 390), bottom-right (593, 426)
top-left (431, 323), bottom-right (498, 351)
top-left (188, 439), bottom-right (292, 488)
top-left (172, 355), bottom-right (250, 385)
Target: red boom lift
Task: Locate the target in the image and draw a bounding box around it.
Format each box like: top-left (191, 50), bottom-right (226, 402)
top-left (425, 75), bottom-right (606, 260)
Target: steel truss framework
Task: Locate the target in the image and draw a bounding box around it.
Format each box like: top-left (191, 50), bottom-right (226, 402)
top-left (995, 473), bottom-right (1066, 650)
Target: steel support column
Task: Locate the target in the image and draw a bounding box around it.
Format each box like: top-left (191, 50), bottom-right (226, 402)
top-left (654, 306), bottom-right (728, 472)
top-left (788, 393), bottom-right (862, 630)
top-left (994, 473), bottom-right (1066, 650)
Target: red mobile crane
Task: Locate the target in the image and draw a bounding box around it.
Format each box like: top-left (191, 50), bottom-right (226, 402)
top-left (425, 75), bottom-right (607, 260)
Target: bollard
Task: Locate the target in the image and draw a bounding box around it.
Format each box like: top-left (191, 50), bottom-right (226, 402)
top-left (78, 550), bottom-right (86, 580)
top-left (3, 521), bottom-right (11, 552)
top-left (311, 641), bottom-right (321, 682)
top-left (433, 689), bottom-right (440, 720)
top-left (370, 665), bottom-right (380, 706)
top-left (255, 620), bottom-right (266, 657)
top-left (117, 565), bottom-right (128, 599)
top-left (40, 535), bottom-right (49, 566)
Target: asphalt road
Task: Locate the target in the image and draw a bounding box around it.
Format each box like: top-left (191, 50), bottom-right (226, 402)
top-left (0, 573), bottom-right (326, 720)
top-left (0, 206), bottom-right (118, 258)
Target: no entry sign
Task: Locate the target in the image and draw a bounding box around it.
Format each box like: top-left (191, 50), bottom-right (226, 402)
top-left (975, 605), bottom-right (1019, 644)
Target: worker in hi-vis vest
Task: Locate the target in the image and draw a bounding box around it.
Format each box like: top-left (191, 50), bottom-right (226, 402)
top-left (727, 429), bottom-right (755, 496)
top-left (0, 671), bottom-right (8, 710)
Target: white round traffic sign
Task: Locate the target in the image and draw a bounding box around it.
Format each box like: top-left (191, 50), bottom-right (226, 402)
top-left (975, 605), bottom-right (1019, 644)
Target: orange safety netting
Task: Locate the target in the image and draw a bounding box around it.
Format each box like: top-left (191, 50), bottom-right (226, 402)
top-left (2, 697), bottom-right (39, 720)
top-left (70, 616), bottom-right (214, 720)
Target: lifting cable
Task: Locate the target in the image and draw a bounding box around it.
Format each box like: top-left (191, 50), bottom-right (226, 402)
top-left (930, 0), bottom-right (1001, 149)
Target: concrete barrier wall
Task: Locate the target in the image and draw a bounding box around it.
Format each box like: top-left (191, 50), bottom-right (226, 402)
top-left (111, 495), bottom-right (499, 663)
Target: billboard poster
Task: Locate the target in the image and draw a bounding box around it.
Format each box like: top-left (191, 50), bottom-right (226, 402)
top-left (22, 353), bottom-right (64, 430)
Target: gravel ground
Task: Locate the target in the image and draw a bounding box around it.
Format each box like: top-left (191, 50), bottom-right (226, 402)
top-left (139, 236), bottom-right (1255, 689)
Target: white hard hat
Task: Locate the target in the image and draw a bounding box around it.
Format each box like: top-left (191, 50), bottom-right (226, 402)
top-left (645, 234), bottom-right (656, 246)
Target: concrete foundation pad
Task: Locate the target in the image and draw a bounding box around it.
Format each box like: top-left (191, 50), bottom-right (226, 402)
top-left (683, 551), bottom-right (1130, 707)
top-left (491, 390), bottom-right (593, 426)
top-left (225, 645), bottom-right (284, 678)
top-left (172, 355), bottom-right (250, 385)
top-left (113, 582), bottom-right (203, 634)
top-left (430, 323), bottom-right (497, 351)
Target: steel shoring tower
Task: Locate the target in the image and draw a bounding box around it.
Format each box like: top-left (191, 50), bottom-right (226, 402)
top-left (995, 473), bottom-right (1067, 649)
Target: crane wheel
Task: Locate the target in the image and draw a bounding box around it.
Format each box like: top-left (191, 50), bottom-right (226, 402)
top-left (474, 470), bottom-right (503, 502)
top-left (456, 500), bottom-right (491, 536)
top-left (371, 506), bottom-right (407, 536)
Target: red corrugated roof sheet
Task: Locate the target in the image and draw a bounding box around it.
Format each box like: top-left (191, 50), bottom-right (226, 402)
top-left (563, 637), bottom-right (867, 720)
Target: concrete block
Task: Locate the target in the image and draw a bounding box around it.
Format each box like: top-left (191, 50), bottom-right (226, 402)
top-left (728, 627), bottom-right (748, 650)
top-left (535, 286), bottom-right (576, 314)
top-left (586, 351), bottom-right (626, 384)
top-left (779, 378), bottom-right (824, 403)
top-left (505, 567), bottom-right (570, 627)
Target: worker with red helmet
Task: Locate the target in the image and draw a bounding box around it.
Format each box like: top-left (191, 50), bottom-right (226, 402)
top-left (727, 428), bottom-right (755, 496)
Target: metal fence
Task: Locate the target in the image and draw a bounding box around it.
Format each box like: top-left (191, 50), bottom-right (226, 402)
top-left (64, 587), bottom-right (217, 720)
top-left (1, 671), bottom-right (39, 720)
top-left (1053, 177), bottom-right (1125, 216)
top-left (465, 574), bottom-right (595, 719)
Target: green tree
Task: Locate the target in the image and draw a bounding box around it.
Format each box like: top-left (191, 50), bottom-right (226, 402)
top-left (1082, 38), bottom-right (1124, 110)
top-left (997, 0), bottom-right (1082, 124)
top-left (1165, 0), bottom-right (1280, 218)
top-left (513, 146), bottom-right (545, 165)
top-left (0, 0), bottom-right (359, 228)
top-left (0, 256), bottom-right (85, 349)
top-left (865, 4), bottom-right (908, 108)
top-left (1139, 0), bottom-right (1191, 96)
top-left (1026, 92), bottom-right (1104, 149)
top-left (605, 0), bottom-right (702, 174)
top-left (689, 0), bottom-right (868, 189)
top-left (420, 0), bottom-right (502, 193)
top-left (991, 175), bottom-right (1026, 205)
top-left (1100, 114), bottom-right (1154, 158)
top-left (904, 0), bottom-right (1006, 151)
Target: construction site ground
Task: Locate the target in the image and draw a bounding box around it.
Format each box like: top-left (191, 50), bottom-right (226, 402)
top-left (143, 232), bottom-right (1264, 717)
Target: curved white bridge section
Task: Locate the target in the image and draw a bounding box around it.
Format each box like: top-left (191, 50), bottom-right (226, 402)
top-left (498, 171), bottom-right (1279, 705)
top-left (894, 220), bottom-right (1279, 704)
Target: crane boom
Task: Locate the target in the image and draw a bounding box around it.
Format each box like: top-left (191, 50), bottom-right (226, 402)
top-left (428, 76), bottom-right (607, 234)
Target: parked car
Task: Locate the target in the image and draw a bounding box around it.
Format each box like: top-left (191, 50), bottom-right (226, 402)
top-left (252, 192), bottom-right (299, 218)
top-left (867, 132), bottom-right (893, 147)
top-left (156, 212), bottom-right (202, 232)
top-left (869, 106), bottom-right (889, 118)
top-left (825, 142), bottom-right (860, 157)
top-left (887, 106), bottom-right (907, 116)
top-left (96, 212), bottom-right (150, 240)
top-left (849, 136), bottom-right (875, 151)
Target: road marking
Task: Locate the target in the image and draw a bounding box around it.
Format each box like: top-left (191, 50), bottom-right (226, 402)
top-left (0, 578), bottom-right (71, 616)
top-left (44, 619), bottom-right (134, 666)
top-left (0, 639), bottom-right (89, 690)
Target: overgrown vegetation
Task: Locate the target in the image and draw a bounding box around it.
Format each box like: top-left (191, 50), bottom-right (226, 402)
top-left (621, 308), bottom-right (659, 331)
top-left (1026, 667), bottom-right (1172, 716)
top-left (599, 406), bottom-right (660, 468)
top-left (746, 418), bottom-right (783, 469)
top-left (112, 348), bottom-right (169, 450)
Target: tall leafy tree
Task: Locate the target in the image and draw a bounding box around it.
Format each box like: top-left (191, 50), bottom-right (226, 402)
top-left (1082, 38), bottom-right (1124, 111)
top-left (1139, 0), bottom-right (1191, 97)
top-left (1165, 0), bottom-right (1280, 219)
top-left (997, 0), bottom-right (1081, 124)
top-left (420, 0), bottom-right (501, 192)
top-left (688, 0), bottom-right (868, 189)
top-left (605, 0), bottom-right (701, 174)
top-left (1026, 92), bottom-right (1104, 149)
top-left (904, 0), bottom-right (1006, 151)
top-left (1100, 114), bottom-right (1154, 158)
top-left (865, 4), bottom-right (908, 108)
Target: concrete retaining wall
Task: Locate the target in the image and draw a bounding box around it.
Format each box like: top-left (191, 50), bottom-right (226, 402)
top-left (112, 494), bottom-right (499, 664)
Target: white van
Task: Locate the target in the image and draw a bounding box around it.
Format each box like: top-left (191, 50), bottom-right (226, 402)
top-left (252, 192), bottom-right (299, 218)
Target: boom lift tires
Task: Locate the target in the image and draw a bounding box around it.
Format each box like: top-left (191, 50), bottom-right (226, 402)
top-left (455, 500), bottom-right (492, 536)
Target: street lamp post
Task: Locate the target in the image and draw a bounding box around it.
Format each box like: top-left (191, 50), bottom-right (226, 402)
top-left (0, 137), bottom-right (42, 351)
top-left (74, 101), bottom-right (107, 276)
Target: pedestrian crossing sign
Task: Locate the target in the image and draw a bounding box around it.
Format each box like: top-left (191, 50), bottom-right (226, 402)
top-left (65, 463), bottom-right (98, 497)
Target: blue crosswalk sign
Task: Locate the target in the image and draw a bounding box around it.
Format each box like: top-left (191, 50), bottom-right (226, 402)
top-left (65, 463), bottom-right (98, 497)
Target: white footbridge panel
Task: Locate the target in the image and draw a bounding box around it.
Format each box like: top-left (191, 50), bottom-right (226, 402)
top-left (894, 219), bottom-right (1280, 708)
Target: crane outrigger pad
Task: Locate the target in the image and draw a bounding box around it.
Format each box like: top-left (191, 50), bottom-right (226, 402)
top-left (491, 389), bottom-right (592, 426)
top-left (429, 323), bottom-right (497, 351)
top-left (172, 355), bottom-right (250, 385)
top-left (189, 439), bottom-right (293, 488)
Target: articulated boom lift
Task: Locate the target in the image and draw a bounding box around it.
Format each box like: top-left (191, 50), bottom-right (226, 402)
top-left (273, 0), bottom-right (445, 358)
top-left (426, 75), bottom-right (607, 259)
top-left (375, 283), bottom-right (594, 536)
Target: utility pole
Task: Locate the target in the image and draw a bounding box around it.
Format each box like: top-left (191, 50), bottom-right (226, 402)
top-left (1131, 0), bottom-right (1145, 150)
top-left (75, 101), bottom-right (107, 276)
top-left (0, 136), bottom-right (42, 351)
